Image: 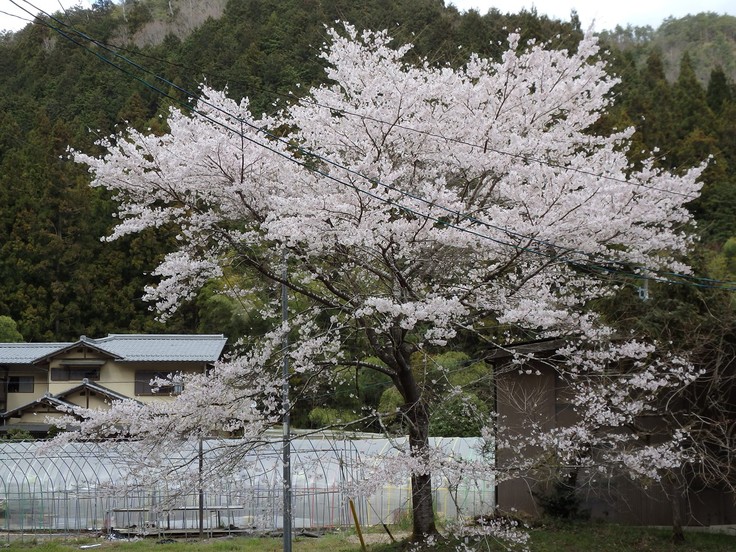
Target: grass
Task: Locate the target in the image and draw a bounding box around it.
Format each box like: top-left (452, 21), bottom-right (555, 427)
top-left (1, 524), bottom-right (734, 551)
top-left (0, 533), bottom-right (360, 552)
top-left (526, 523), bottom-right (736, 552)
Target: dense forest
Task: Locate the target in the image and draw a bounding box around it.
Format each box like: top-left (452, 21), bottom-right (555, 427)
top-left (1, 0), bottom-right (736, 433)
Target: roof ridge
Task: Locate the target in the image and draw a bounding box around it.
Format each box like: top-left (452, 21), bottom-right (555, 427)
top-left (102, 333), bottom-right (226, 339)
top-left (0, 342), bottom-right (71, 346)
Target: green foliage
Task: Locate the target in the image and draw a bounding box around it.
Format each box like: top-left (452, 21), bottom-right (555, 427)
top-left (534, 471), bottom-right (588, 521)
top-left (707, 237), bottom-right (736, 287)
top-left (723, 237), bottom-right (736, 258)
top-left (356, 359), bottom-right (393, 406)
top-left (0, 0), bottom-right (681, 344)
top-left (294, 358), bottom-right (394, 431)
top-left (601, 13), bottom-right (736, 85)
top-left (194, 280), bottom-right (274, 341)
top-left (0, 315), bottom-right (23, 342)
top-left (1, 2), bottom-right (736, 445)
top-left (706, 66), bottom-right (734, 114)
top-left (376, 387), bottom-right (406, 433)
top-left (378, 386), bottom-right (403, 416)
top-left (3, 428), bottom-right (33, 441)
top-left (307, 406), bottom-right (360, 427)
top-left (373, 351), bottom-right (492, 436)
top-left (429, 393), bottom-right (489, 437)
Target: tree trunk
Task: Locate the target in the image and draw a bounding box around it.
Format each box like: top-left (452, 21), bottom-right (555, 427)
top-left (669, 474), bottom-right (686, 544)
top-left (383, 324), bottom-right (439, 541)
top-left (407, 401), bottom-right (438, 540)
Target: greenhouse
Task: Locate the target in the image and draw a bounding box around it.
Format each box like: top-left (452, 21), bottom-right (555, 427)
top-left (0, 436), bottom-right (495, 538)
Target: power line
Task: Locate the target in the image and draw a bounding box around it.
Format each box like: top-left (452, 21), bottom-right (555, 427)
top-left (0, 9), bottom-right (33, 28)
top-left (9, 3), bottom-right (590, 260)
top-left (20, 7), bottom-right (698, 202)
top-left (13, 0), bottom-right (736, 292)
top-left (28, 4), bottom-right (734, 290)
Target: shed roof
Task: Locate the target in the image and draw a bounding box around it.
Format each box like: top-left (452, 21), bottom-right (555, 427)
top-left (2, 394), bottom-right (77, 420)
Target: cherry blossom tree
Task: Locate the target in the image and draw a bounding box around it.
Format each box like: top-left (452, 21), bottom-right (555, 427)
top-left (70, 24), bottom-right (704, 541)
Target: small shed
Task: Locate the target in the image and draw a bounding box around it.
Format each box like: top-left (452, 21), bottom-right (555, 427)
top-left (490, 339), bottom-right (736, 526)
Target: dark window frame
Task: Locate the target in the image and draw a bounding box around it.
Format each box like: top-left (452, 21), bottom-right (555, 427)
top-left (8, 375), bottom-right (34, 393)
top-left (135, 370), bottom-right (180, 396)
top-left (51, 366), bottom-right (101, 382)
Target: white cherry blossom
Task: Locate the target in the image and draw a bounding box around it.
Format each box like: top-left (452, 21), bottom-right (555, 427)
top-left (69, 24), bottom-right (704, 541)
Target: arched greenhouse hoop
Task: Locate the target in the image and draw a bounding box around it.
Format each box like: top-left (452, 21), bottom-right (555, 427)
top-left (0, 435), bottom-right (495, 540)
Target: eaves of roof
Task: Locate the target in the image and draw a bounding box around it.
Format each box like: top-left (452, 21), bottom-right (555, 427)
top-left (2, 394), bottom-right (78, 420)
top-left (31, 337), bottom-right (123, 365)
top-left (55, 379), bottom-right (138, 404)
top-left (0, 343), bottom-right (71, 364)
top-left (2, 380), bottom-right (140, 420)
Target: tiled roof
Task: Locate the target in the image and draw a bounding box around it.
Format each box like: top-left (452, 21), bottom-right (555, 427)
top-left (0, 343), bottom-right (71, 364)
top-left (84, 334), bottom-right (227, 362)
top-left (2, 380), bottom-right (142, 420)
top-left (2, 394), bottom-right (77, 420)
top-left (0, 335), bottom-right (227, 364)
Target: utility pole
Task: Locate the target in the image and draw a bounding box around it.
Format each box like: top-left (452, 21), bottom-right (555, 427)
top-left (638, 275), bottom-right (650, 301)
top-left (282, 256), bottom-right (292, 552)
top-left (198, 437), bottom-right (204, 538)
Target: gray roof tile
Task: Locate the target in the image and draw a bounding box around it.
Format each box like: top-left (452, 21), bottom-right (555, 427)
top-left (87, 334), bottom-right (227, 362)
top-left (0, 343), bottom-right (71, 364)
top-left (0, 335), bottom-right (227, 364)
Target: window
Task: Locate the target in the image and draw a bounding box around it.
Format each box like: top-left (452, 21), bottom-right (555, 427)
top-left (8, 376), bottom-right (34, 393)
top-left (135, 371), bottom-right (180, 396)
top-left (51, 367), bottom-right (101, 381)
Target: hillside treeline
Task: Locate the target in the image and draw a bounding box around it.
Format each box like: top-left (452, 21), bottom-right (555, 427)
top-left (0, 0), bottom-right (735, 344)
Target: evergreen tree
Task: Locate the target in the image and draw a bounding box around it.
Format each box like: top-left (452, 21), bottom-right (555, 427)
top-left (0, 315), bottom-right (23, 342)
top-left (706, 66), bottom-right (734, 114)
top-left (672, 52), bottom-right (715, 142)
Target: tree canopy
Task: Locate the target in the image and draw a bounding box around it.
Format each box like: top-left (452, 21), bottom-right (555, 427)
top-left (66, 23), bottom-right (705, 542)
top-left (1, 2), bottom-right (734, 342)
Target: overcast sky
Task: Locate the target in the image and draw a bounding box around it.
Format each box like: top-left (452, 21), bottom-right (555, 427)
top-left (2, 0), bottom-right (735, 33)
top-left (450, 0), bottom-right (735, 30)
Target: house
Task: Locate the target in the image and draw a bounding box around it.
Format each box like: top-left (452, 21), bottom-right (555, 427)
top-left (0, 334), bottom-right (227, 436)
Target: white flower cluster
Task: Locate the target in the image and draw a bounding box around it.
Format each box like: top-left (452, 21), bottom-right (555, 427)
top-left (68, 21), bottom-right (705, 544)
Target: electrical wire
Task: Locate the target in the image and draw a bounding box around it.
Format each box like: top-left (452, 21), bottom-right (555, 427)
top-left (0, 9), bottom-right (33, 28)
top-left (11, 0), bottom-right (736, 292)
top-left (14, 2), bottom-right (697, 201)
top-left (7, 3), bottom-right (604, 265)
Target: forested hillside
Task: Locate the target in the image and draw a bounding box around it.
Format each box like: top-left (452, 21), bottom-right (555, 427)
top-left (600, 12), bottom-right (736, 84)
top-left (0, 0), bottom-right (735, 347)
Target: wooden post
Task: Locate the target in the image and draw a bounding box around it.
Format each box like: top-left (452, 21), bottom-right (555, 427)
top-left (349, 498), bottom-right (367, 552)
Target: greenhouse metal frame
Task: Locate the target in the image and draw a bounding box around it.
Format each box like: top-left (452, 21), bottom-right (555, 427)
top-left (0, 436), bottom-right (494, 540)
